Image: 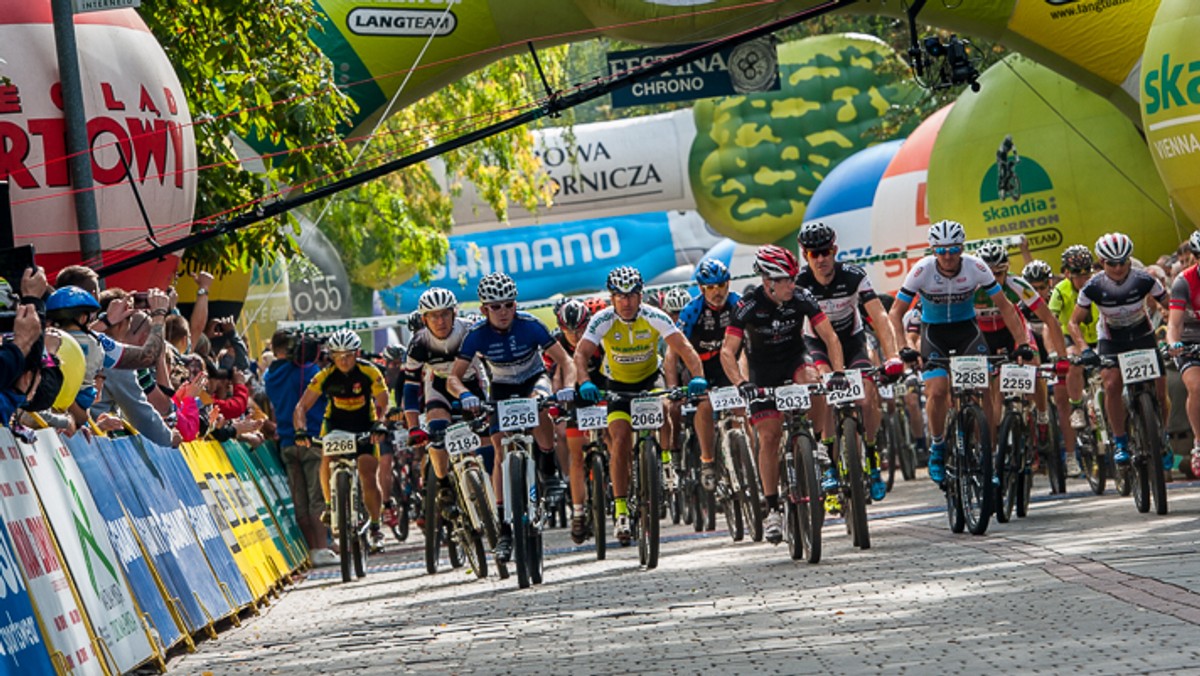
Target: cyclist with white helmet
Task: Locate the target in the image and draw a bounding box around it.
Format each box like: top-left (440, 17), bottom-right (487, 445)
top-left (670, 259), bottom-right (741, 493)
top-left (1048, 245), bottom-right (1099, 468)
top-left (294, 328), bottom-right (391, 546)
top-left (723, 245), bottom-right (845, 545)
top-left (448, 273), bottom-right (576, 563)
top-left (1070, 233), bottom-right (1168, 467)
top-left (796, 222), bottom-right (904, 502)
top-left (403, 287), bottom-right (492, 518)
top-left (888, 220), bottom-right (1031, 485)
top-left (575, 266), bottom-right (708, 546)
top-left (1021, 259), bottom-right (1056, 360)
top-left (1166, 231), bottom-right (1200, 477)
top-left (659, 285), bottom-right (695, 469)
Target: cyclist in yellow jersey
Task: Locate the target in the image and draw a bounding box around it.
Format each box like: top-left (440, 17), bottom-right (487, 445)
top-left (575, 266), bottom-right (707, 545)
top-left (1048, 245), bottom-right (1099, 461)
top-left (294, 329), bottom-right (391, 546)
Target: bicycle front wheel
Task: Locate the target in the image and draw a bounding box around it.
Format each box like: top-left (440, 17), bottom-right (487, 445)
top-left (463, 468), bottom-right (491, 579)
top-left (944, 417), bottom-right (966, 534)
top-left (840, 416), bottom-right (869, 550)
top-left (422, 462), bottom-right (441, 575)
top-left (791, 432), bottom-right (823, 563)
top-left (638, 437), bottom-right (662, 570)
top-left (995, 412), bottom-right (1016, 524)
top-left (589, 452), bottom-right (608, 560)
top-left (507, 455), bottom-right (531, 589)
top-left (728, 429), bottom-right (764, 543)
top-left (1136, 391), bottom-right (1168, 515)
top-left (959, 404), bottom-right (994, 536)
top-left (336, 471), bottom-right (353, 583)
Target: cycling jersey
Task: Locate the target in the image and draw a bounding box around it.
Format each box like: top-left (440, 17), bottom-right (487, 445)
top-left (307, 359), bottom-right (388, 434)
top-left (678, 292), bottom-right (741, 360)
top-left (1048, 277), bottom-right (1099, 345)
top-left (582, 305), bottom-right (678, 384)
top-left (1169, 267), bottom-right (1200, 343)
top-left (544, 329), bottom-right (605, 384)
top-left (974, 274), bottom-right (1042, 333)
top-left (402, 319), bottom-right (485, 412)
top-left (458, 312), bottom-right (556, 386)
top-left (727, 285), bottom-right (826, 378)
top-left (1076, 268), bottom-right (1166, 341)
top-left (796, 263), bottom-right (876, 338)
top-left (897, 255), bottom-right (1002, 324)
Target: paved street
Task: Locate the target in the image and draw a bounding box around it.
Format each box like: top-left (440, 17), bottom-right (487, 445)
top-left (170, 470), bottom-right (1200, 675)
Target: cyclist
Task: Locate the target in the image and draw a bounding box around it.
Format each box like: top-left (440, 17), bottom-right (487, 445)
top-left (546, 298), bottom-right (604, 544)
top-left (795, 222), bottom-right (904, 502)
top-left (671, 259), bottom-right (740, 493)
top-left (402, 287), bottom-right (491, 519)
top-left (722, 245), bottom-right (845, 545)
top-left (887, 220), bottom-right (1032, 484)
top-left (1166, 231), bottom-right (1200, 477)
top-left (1048, 245), bottom-right (1099, 468)
top-left (293, 329), bottom-right (391, 547)
top-left (1071, 233), bottom-right (1168, 466)
top-left (448, 273), bottom-right (577, 563)
top-left (660, 286), bottom-right (694, 475)
top-left (574, 266), bottom-right (708, 546)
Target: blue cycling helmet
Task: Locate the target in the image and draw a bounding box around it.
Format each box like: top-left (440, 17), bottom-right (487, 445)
top-left (46, 286), bottom-right (100, 313)
top-left (695, 259), bottom-right (730, 285)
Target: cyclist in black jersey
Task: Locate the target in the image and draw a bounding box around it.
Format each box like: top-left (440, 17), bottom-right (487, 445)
top-left (293, 329), bottom-right (391, 545)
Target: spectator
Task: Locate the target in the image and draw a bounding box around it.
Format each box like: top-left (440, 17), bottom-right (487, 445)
top-left (92, 302), bottom-right (179, 448)
top-left (0, 304), bottom-right (45, 424)
top-left (206, 364), bottom-right (250, 419)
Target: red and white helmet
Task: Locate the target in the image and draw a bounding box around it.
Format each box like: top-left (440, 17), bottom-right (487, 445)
top-left (753, 245), bottom-right (799, 279)
top-left (1094, 232), bottom-right (1133, 263)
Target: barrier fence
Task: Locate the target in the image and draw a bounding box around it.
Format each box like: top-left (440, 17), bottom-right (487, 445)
top-left (0, 427), bottom-right (308, 675)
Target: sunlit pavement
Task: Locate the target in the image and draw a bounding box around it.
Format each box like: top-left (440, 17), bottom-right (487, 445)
top-left (169, 469), bottom-right (1200, 674)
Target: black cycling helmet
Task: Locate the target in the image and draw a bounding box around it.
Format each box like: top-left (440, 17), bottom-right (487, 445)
top-left (798, 222), bottom-right (837, 251)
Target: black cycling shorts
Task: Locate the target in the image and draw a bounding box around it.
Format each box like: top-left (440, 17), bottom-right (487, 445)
top-left (920, 320), bottom-right (988, 380)
top-left (804, 332), bottom-right (873, 370)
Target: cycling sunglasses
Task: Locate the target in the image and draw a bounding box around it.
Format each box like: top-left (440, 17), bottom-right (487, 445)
top-left (805, 248), bottom-right (834, 259)
top-left (933, 245), bottom-right (963, 255)
top-left (486, 301), bottom-right (516, 311)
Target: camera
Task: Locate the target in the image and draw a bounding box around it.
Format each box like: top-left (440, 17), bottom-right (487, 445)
top-left (909, 34), bottom-right (980, 92)
top-left (285, 329), bottom-right (322, 364)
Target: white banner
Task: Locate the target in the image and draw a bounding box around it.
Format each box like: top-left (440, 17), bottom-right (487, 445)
top-left (0, 429), bottom-right (102, 675)
top-left (24, 430), bottom-right (154, 673)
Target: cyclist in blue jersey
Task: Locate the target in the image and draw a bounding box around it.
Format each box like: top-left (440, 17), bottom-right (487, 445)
top-left (447, 272), bottom-right (576, 563)
top-left (887, 221), bottom-right (1032, 484)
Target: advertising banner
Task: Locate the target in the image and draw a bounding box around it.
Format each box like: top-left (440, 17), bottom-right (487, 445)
top-left (22, 430), bottom-right (155, 674)
top-left (143, 441), bottom-right (253, 610)
top-left (608, 38), bottom-right (779, 109)
top-left (249, 442), bottom-right (307, 558)
top-left (63, 433), bottom-right (183, 652)
top-left (223, 443), bottom-right (300, 572)
top-left (0, 429), bottom-right (100, 674)
top-left (0, 509), bottom-right (56, 675)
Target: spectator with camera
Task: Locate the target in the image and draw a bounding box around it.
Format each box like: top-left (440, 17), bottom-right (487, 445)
top-left (264, 329), bottom-right (332, 564)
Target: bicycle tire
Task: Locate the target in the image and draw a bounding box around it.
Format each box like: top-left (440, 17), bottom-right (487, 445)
top-left (944, 417), bottom-right (966, 534)
top-left (463, 469), bottom-right (490, 579)
top-left (1043, 415), bottom-right (1066, 495)
top-left (1137, 392), bottom-right (1168, 515)
top-left (422, 463), bottom-right (441, 575)
top-left (589, 453), bottom-right (607, 560)
top-left (508, 455), bottom-right (531, 589)
top-left (718, 432), bottom-right (744, 542)
top-left (960, 404), bottom-right (993, 536)
top-left (352, 483), bottom-right (366, 579)
top-left (794, 432), bottom-right (823, 563)
top-left (897, 412), bottom-right (917, 481)
top-left (639, 438), bottom-right (662, 570)
top-left (995, 412), bottom-right (1016, 524)
top-left (1016, 417), bottom-right (1033, 518)
top-left (1078, 428), bottom-right (1105, 496)
top-left (682, 435), bottom-right (698, 526)
top-left (841, 417), bottom-right (869, 550)
top-left (884, 418), bottom-right (898, 492)
top-left (336, 471), bottom-right (352, 583)
top-left (729, 429), bottom-right (764, 543)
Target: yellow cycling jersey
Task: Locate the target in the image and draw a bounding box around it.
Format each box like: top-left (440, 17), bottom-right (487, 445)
top-left (581, 305), bottom-right (679, 384)
top-left (1048, 277), bottom-right (1099, 345)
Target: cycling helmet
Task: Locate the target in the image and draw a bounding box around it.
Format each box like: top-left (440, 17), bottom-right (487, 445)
top-left (555, 299), bottom-right (591, 332)
top-left (417, 287), bottom-right (457, 314)
top-left (643, 290), bottom-right (662, 309)
top-left (753, 245), bottom-right (799, 279)
top-left (383, 345), bottom-right (406, 362)
top-left (46, 286), bottom-right (100, 314)
top-left (1021, 260), bottom-right (1053, 283)
top-left (663, 287), bottom-right (692, 313)
top-left (477, 272), bottom-right (517, 303)
top-left (583, 296), bottom-right (608, 315)
top-left (976, 241), bottom-right (1009, 267)
top-left (1094, 232), bottom-right (1133, 263)
top-left (326, 329), bottom-right (361, 352)
top-left (606, 266), bottom-right (643, 294)
top-left (797, 221), bottom-right (837, 251)
top-left (1061, 244), bottom-right (1093, 272)
top-left (1188, 231), bottom-right (1200, 255)
top-left (927, 219), bottom-right (967, 246)
top-left (695, 259), bottom-right (731, 286)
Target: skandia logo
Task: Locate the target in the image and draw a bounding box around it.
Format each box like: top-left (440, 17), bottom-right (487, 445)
top-left (978, 152), bottom-right (1059, 237)
top-left (1144, 53), bottom-right (1200, 116)
top-left (982, 197), bottom-right (1052, 222)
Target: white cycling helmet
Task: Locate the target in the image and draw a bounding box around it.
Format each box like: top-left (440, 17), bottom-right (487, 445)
top-left (1188, 231), bottom-right (1200, 255)
top-left (1094, 232), bottom-right (1133, 263)
top-left (327, 329), bottom-right (361, 352)
top-left (663, 287), bottom-right (692, 313)
top-left (927, 219), bottom-right (967, 247)
top-left (1021, 260), bottom-right (1053, 283)
top-left (477, 272), bottom-right (517, 303)
top-left (418, 287), bottom-right (457, 314)
top-left (606, 266), bottom-right (644, 294)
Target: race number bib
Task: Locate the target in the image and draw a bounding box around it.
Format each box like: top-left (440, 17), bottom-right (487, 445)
top-left (322, 436), bottom-right (356, 457)
top-left (1118, 349), bottom-right (1160, 384)
top-left (576, 405), bottom-right (608, 431)
top-left (775, 384), bottom-right (811, 412)
top-left (999, 364), bottom-right (1036, 394)
top-left (823, 370), bottom-right (865, 407)
top-left (878, 383), bottom-right (895, 400)
top-left (497, 398), bottom-right (538, 432)
top-left (630, 397), bottom-right (665, 430)
top-left (951, 356), bottom-right (989, 390)
top-left (444, 423), bottom-right (479, 456)
top-left (709, 386), bottom-right (745, 412)
top-left (681, 404), bottom-right (697, 416)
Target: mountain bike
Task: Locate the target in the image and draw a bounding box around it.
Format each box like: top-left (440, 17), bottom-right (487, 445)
top-left (320, 430), bottom-right (371, 583)
top-left (823, 368), bottom-right (880, 550)
top-left (935, 354), bottom-right (997, 536)
top-left (677, 397), bottom-right (716, 533)
top-left (571, 402), bottom-right (612, 560)
top-left (879, 377), bottom-right (917, 490)
top-left (1112, 347), bottom-right (1169, 515)
top-left (387, 427), bottom-right (423, 543)
top-left (993, 361), bottom-right (1057, 522)
top-left (428, 418), bottom-right (509, 581)
top-left (1071, 356), bottom-right (1116, 496)
top-left (605, 389), bottom-right (676, 569)
top-left (707, 387), bottom-right (763, 543)
top-left (750, 384), bottom-right (824, 563)
top-left (492, 396), bottom-right (559, 588)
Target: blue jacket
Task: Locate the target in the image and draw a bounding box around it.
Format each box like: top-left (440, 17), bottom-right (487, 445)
top-left (264, 360), bottom-right (324, 447)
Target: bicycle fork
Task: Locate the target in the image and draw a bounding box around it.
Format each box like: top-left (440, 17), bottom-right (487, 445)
top-left (502, 445), bottom-right (540, 529)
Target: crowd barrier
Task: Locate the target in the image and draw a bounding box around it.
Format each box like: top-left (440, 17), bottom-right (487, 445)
top-left (0, 427), bottom-right (308, 675)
